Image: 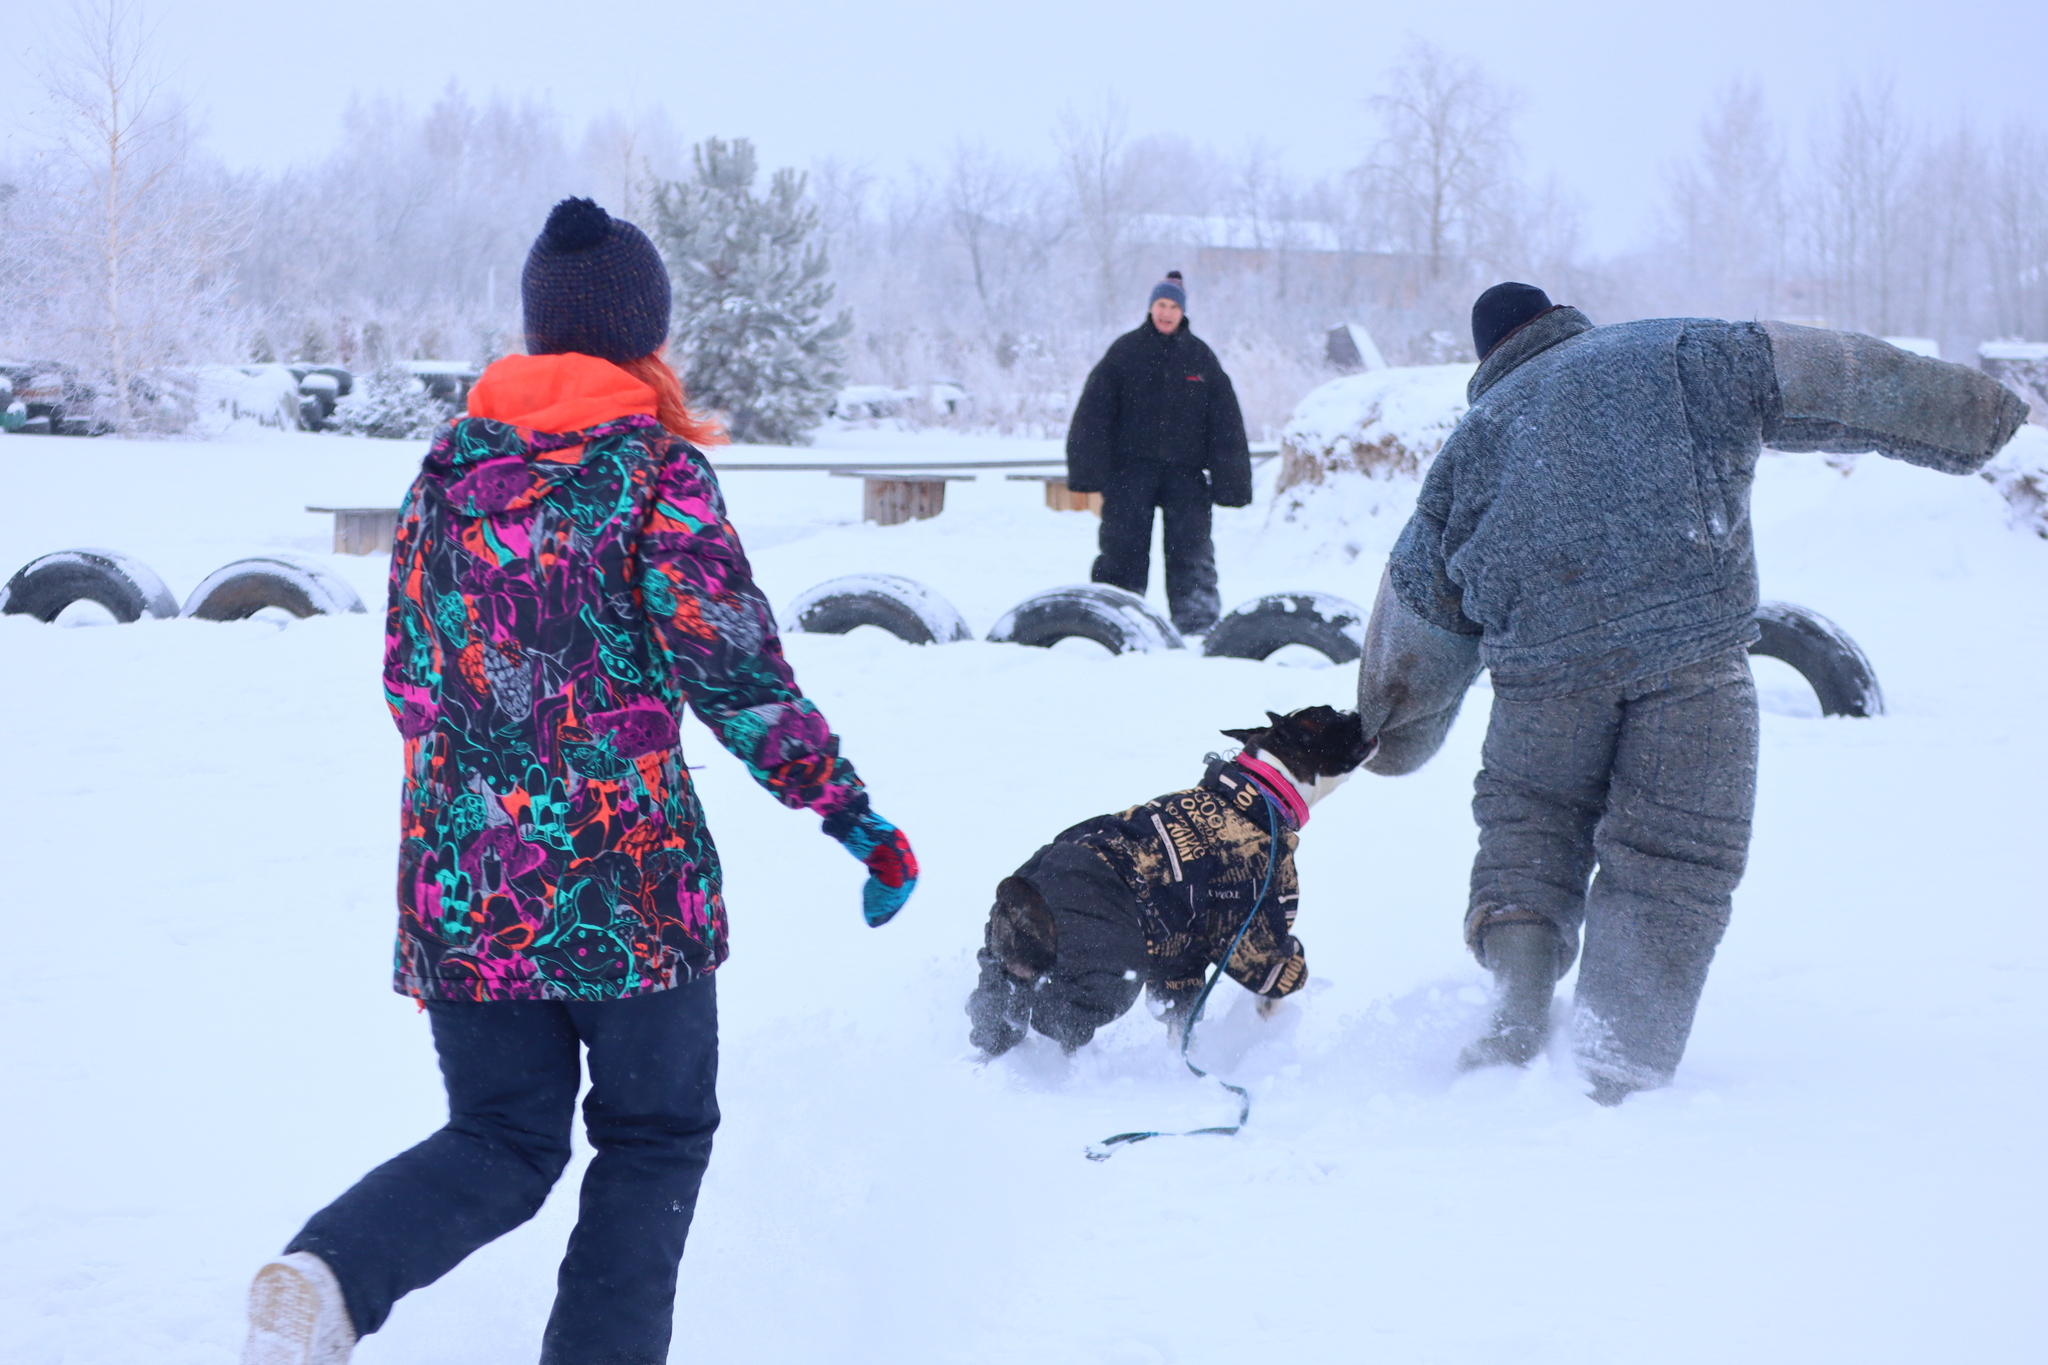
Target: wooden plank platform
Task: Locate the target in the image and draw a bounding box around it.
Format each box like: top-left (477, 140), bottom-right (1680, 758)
top-left (828, 471), bottom-right (977, 526)
top-left (306, 506), bottom-right (399, 556)
top-left (1004, 473), bottom-right (1103, 515)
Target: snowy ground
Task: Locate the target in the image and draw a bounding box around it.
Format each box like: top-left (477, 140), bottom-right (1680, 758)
top-left (2, 424), bottom-right (2044, 1363)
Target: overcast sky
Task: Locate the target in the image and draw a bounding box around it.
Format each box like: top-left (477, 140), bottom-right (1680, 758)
top-left (7, 0), bottom-right (2043, 253)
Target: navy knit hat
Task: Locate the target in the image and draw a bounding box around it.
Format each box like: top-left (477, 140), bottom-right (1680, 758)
top-left (521, 198), bottom-right (671, 362)
top-left (1149, 270), bottom-right (1187, 310)
top-left (1471, 282), bottom-right (1553, 360)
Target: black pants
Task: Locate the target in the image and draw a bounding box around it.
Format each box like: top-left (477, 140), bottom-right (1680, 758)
top-left (288, 977), bottom-right (720, 1365)
top-left (969, 843), bottom-right (1149, 1051)
top-left (1469, 652), bottom-right (1758, 1088)
top-left (1091, 463), bottom-right (1221, 634)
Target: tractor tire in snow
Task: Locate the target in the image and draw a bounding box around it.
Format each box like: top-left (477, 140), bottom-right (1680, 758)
top-left (1748, 601), bottom-right (1884, 718)
top-left (986, 584), bottom-right (1185, 654)
top-left (0, 549), bottom-right (178, 623)
top-left (1201, 592), bottom-right (1368, 665)
top-left (785, 574), bottom-right (972, 645)
top-left (182, 556), bottom-right (366, 622)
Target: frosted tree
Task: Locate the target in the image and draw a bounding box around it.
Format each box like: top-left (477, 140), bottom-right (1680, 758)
top-left (1810, 82), bottom-right (1917, 334)
top-left (648, 138), bottom-right (850, 445)
top-left (1982, 123), bottom-right (2048, 344)
top-left (38, 0), bottom-right (242, 433)
top-left (332, 364), bottom-right (447, 440)
top-left (1055, 97), bottom-right (1142, 325)
top-left (1663, 82), bottom-right (1790, 320)
top-left (945, 141), bottom-right (1020, 318)
top-left (1363, 42), bottom-right (1522, 282)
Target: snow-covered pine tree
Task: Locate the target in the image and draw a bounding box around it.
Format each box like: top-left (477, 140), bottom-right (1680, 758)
top-left (648, 138), bottom-right (851, 445)
top-left (332, 364), bottom-right (447, 440)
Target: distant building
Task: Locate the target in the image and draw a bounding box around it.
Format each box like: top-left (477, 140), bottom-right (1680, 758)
top-left (1128, 215), bottom-right (1435, 312)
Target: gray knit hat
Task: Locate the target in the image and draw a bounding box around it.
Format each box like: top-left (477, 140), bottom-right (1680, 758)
top-left (521, 198), bottom-right (671, 362)
top-left (1149, 270), bottom-right (1186, 310)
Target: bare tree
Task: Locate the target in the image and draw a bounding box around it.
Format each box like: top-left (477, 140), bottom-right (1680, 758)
top-left (1810, 80), bottom-right (1916, 333)
top-left (1983, 121), bottom-right (2048, 342)
top-left (1901, 121), bottom-right (1984, 345)
top-left (583, 106), bottom-right (686, 229)
top-left (1056, 96), bottom-right (1140, 324)
top-left (40, 0), bottom-right (240, 431)
top-left (1663, 81), bottom-right (1789, 319)
top-left (943, 142), bottom-right (1017, 316)
top-left (1364, 41), bottom-right (1521, 281)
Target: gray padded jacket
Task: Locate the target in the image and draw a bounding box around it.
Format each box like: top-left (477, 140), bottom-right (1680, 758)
top-left (1358, 307), bottom-right (2027, 772)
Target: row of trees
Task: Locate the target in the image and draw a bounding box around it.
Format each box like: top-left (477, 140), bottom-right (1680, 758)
top-left (1649, 80), bottom-right (2048, 351)
top-left (3, 3), bottom-right (2042, 441)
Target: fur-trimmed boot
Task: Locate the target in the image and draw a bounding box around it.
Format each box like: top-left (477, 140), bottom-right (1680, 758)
top-left (1459, 921), bottom-right (1561, 1070)
top-left (241, 1251), bottom-right (355, 1365)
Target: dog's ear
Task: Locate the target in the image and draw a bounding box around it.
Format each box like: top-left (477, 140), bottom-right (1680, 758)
top-left (1219, 726), bottom-right (1264, 747)
top-left (1266, 710), bottom-right (1288, 727)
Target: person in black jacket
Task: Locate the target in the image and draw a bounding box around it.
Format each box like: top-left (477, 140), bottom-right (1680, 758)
top-left (1065, 271), bottom-right (1253, 634)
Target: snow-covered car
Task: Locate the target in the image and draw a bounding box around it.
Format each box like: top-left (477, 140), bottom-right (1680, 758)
top-left (833, 384), bottom-right (916, 420)
top-left (0, 361), bottom-right (104, 435)
top-left (397, 360), bottom-right (480, 416)
top-left (288, 365), bottom-right (354, 429)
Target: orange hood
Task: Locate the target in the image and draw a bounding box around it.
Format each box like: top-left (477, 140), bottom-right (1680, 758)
top-left (467, 353), bottom-right (658, 435)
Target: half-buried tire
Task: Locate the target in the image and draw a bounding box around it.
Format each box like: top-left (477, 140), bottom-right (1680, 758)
top-left (785, 574), bottom-right (971, 645)
top-left (0, 549), bottom-right (178, 623)
top-left (1749, 601), bottom-right (1884, 717)
top-left (182, 556), bottom-right (366, 621)
top-left (1202, 591), bottom-right (1367, 665)
top-left (986, 584), bottom-right (1184, 654)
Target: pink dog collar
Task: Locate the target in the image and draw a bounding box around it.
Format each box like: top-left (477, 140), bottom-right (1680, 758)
top-left (1233, 753), bottom-right (1309, 828)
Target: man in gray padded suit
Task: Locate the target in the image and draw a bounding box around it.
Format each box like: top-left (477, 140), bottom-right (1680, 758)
top-left (1356, 283), bottom-right (2027, 1104)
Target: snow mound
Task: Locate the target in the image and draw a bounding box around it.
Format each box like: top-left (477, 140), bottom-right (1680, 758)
top-left (1267, 364), bottom-right (1473, 562)
top-left (1983, 424), bottom-right (2048, 538)
top-left (191, 364), bottom-right (302, 433)
top-left (1279, 363), bottom-right (1474, 482)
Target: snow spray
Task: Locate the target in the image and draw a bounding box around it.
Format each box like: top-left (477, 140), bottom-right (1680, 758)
top-left (1085, 799), bottom-right (1280, 1161)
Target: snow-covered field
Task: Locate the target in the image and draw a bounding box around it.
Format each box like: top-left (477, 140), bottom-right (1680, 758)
top-left (3, 422), bottom-right (2045, 1364)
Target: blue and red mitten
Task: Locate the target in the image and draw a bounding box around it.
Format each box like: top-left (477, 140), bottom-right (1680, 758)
top-left (836, 810), bottom-right (919, 927)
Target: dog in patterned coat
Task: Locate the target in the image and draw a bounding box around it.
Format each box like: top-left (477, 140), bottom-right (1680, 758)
top-left (967, 705), bottom-right (1374, 1056)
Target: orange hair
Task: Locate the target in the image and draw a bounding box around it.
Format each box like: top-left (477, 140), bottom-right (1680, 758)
top-left (614, 353), bottom-right (727, 446)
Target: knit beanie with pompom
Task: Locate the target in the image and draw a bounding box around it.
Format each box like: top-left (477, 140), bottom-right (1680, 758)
top-left (521, 198), bottom-right (671, 362)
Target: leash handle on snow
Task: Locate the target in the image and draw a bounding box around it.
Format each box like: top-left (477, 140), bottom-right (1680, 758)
top-left (1085, 799), bottom-right (1280, 1161)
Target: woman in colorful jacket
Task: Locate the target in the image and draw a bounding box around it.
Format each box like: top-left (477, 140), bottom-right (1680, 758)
top-left (241, 198), bottom-right (918, 1365)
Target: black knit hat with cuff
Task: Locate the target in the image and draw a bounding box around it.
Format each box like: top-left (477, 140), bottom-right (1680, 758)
top-left (521, 198), bottom-right (671, 362)
top-left (1471, 282), bottom-right (1556, 361)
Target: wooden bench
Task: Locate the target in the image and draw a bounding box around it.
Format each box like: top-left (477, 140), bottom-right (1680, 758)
top-left (828, 471), bottom-right (976, 525)
top-left (307, 506), bottom-right (399, 555)
top-left (1005, 473), bottom-right (1103, 515)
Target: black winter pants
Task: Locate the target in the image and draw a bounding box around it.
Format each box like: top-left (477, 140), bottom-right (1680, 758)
top-left (1091, 463), bottom-right (1221, 634)
top-left (1468, 651), bottom-right (1758, 1088)
top-left (968, 843), bottom-right (1149, 1051)
top-left (287, 976), bottom-right (720, 1365)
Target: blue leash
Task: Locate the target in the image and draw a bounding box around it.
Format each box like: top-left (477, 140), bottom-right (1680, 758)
top-left (1085, 798), bottom-right (1281, 1161)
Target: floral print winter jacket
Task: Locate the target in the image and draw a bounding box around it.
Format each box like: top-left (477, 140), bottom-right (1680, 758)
top-left (383, 354), bottom-right (872, 1002)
